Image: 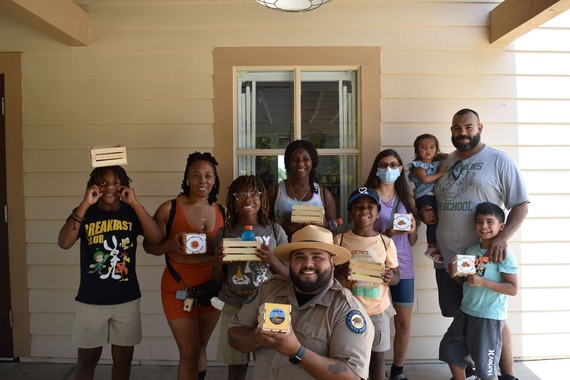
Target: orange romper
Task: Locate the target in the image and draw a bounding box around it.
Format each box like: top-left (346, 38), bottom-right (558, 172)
top-left (161, 199), bottom-right (224, 320)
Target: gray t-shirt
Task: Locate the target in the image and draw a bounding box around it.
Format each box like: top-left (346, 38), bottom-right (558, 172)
top-left (434, 145), bottom-right (529, 266)
top-left (214, 223), bottom-right (288, 308)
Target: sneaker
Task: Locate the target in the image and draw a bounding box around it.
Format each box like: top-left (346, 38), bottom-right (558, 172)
top-left (465, 363), bottom-right (479, 380)
top-left (424, 246), bottom-right (443, 263)
top-left (389, 374), bottom-right (408, 380)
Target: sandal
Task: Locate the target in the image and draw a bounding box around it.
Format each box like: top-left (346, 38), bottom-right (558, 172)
top-left (424, 246), bottom-right (443, 263)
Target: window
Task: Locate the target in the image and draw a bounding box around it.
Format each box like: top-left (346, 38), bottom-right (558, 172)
top-left (235, 69), bottom-right (359, 221)
top-left (214, 47), bottom-right (381, 223)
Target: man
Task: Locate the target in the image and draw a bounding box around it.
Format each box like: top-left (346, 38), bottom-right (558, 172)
top-left (419, 108), bottom-right (529, 380)
top-left (228, 225), bottom-right (374, 380)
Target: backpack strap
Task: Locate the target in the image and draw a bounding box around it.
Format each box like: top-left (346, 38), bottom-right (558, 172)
top-left (165, 199), bottom-right (176, 237)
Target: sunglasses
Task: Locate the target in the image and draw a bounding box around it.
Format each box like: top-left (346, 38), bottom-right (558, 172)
top-left (377, 162), bottom-right (401, 170)
top-left (233, 191), bottom-right (261, 201)
top-left (452, 160), bottom-right (463, 180)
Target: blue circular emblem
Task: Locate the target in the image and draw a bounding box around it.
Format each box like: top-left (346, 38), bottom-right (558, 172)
top-left (244, 288), bottom-right (258, 304)
top-left (345, 310), bottom-right (367, 334)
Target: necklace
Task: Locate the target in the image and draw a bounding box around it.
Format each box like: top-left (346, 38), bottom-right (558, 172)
top-left (191, 202), bottom-right (211, 231)
top-left (287, 180), bottom-right (310, 202)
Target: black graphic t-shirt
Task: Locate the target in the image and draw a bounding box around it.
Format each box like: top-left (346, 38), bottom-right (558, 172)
top-left (76, 202), bottom-right (143, 305)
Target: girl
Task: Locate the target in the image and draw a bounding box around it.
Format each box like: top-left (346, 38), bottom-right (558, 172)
top-left (143, 152), bottom-right (225, 380)
top-left (407, 134), bottom-right (447, 263)
top-left (267, 139), bottom-right (337, 240)
top-left (58, 166), bottom-right (161, 380)
top-left (364, 149), bottom-right (418, 380)
top-left (212, 175), bottom-right (288, 380)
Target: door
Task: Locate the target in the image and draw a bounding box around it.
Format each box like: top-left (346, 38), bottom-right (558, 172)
top-left (0, 74), bottom-right (14, 359)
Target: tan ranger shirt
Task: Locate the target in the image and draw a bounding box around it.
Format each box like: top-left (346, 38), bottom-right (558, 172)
top-left (229, 275), bottom-right (374, 380)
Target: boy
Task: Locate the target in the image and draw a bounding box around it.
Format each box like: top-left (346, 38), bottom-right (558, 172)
top-left (441, 202), bottom-right (518, 380)
top-left (334, 186), bottom-right (400, 380)
top-left (58, 166), bottom-right (161, 380)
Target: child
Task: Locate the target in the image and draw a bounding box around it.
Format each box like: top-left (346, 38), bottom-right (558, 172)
top-left (333, 187), bottom-right (400, 380)
top-left (407, 133), bottom-right (447, 263)
top-left (441, 202), bottom-right (518, 380)
top-left (212, 175), bottom-right (288, 380)
top-left (57, 166), bottom-right (161, 380)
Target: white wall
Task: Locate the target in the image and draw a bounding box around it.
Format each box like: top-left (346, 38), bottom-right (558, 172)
top-left (0, 0), bottom-right (569, 363)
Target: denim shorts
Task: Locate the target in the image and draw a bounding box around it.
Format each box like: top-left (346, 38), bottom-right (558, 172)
top-left (389, 278), bottom-right (414, 306)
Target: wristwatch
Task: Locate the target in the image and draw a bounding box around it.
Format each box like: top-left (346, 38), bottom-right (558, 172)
top-left (289, 345), bottom-right (305, 365)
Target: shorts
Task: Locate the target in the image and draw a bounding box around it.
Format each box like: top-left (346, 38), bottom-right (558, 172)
top-left (435, 268), bottom-right (463, 317)
top-left (217, 303), bottom-right (250, 365)
top-left (390, 279), bottom-right (414, 306)
top-left (71, 298), bottom-right (141, 349)
top-left (370, 304), bottom-right (396, 353)
top-left (161, 261), bottom-right (219, 320)
top-left (439, 312), bottom-right (503, 379)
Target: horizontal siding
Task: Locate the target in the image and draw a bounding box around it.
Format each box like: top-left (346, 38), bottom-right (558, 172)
top-left (2, 0), bottom-right (570, 363)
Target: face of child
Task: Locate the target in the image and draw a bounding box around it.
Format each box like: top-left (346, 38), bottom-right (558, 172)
top-left (475, 213), bottom-right (505, 242)
top-left (349, 197), bottom-right (379, 229)
top-left (96, 170), bottom-right (121, 206)
top-left (234, 185), bottom-right (261, 220)
top-left (417, 137), bottom-right (438, 162)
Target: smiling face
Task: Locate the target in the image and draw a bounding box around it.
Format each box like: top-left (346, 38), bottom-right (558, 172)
top-left (349, 197), bottom-right (379, 229)
top-left (289, 248), bottom-right (334, 294)
top-left (288, 148), bottom-right (313, 180)
top-left (187, 160), bottom-right (216, 199)
top-left (234, 185), bottom-right (261, 222)
top-left (96, 170), bottom-right (122, 207)
top-left (475, 213), bottom-right (505, 244)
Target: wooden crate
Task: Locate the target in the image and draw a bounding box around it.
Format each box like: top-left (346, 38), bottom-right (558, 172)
top-left (258, 302), bottom-right (291, 333)
top-left (89, 145), bottom-right (127, 168)
top-left (222, 238), bottom-right (261, 262)
top-left (291, 205), bottom-right (324, 224)
top-left (348, 260), bottom-right (386, 284)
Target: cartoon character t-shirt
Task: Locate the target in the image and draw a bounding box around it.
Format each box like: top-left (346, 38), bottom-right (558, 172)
top-left (76, 202), bottom-right (143, 305)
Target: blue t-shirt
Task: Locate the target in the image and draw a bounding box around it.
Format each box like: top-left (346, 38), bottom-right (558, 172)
top-left (407, 160), bottom-right (441, 199)
top-left (461, 244), bottom-right (518, 320)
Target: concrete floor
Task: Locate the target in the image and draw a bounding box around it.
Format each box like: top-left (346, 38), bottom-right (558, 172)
top-left (0, 359), bottom-right (568, 380)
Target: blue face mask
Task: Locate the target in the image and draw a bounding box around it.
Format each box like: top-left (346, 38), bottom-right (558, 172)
top-left (376, 167), bottom-right (401, 184)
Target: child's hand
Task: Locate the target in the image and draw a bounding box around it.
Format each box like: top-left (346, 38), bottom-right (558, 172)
top-left (466, 274), bottom-right (485, 287)
top-left (117, 186), bottom-right (138, 205)
top-left (214, 242), bottom-right (226, 266)
top-left (84, 185), bottom-right (102, 205)
top-left (256, 244), bottom-right (278, 265)
top-left (382, 267), bottom-right (393, 285)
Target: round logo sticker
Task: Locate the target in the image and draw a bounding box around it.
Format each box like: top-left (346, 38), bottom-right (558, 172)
top-left (346, 310), bottom-right (367, 334)
top-left (269, 308), bottom-right (286, 325)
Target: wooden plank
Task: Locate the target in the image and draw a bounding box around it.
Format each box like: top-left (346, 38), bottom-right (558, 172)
top-left (490, 0), bottom-right (570, 45)
top-left (0, 0), bottom-right (89, 46)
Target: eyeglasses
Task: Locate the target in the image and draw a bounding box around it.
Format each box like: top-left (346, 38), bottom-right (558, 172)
top-left (452, 160), bottom-right (463, 180)
top-left (377, 162), bottom-right (401, 170)
top-left (233, 191), bottom-right (261, 201)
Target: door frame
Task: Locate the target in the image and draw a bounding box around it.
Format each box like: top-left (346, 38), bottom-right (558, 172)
top-left (0, 53), bottom-right (29, 358)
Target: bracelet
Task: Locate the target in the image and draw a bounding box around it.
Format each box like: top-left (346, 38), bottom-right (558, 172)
top-left (71, 212), bottom-right (85, 223)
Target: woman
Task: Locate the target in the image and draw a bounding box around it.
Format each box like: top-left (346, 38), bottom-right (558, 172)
top-left (364, 149), bottom-right (418, 380)
top-left (267, 139), bottom-right (337, 240)
top-left (144, 152), bottom-right (225, 380)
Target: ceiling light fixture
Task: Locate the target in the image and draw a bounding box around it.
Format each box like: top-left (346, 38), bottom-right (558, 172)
top-left (256, 0), bottom-right (332, 13)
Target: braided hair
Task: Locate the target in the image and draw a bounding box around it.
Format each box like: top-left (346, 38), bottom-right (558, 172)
top-left (87, 166), bottom-right (131, 188)
top-left (179, 151), bottom-right (220, 205)
top-left (225, 175), bottom-right (272, 228)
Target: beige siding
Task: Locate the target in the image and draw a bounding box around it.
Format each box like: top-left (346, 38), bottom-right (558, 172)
top-left (1, 0), bottom-right (569, 364)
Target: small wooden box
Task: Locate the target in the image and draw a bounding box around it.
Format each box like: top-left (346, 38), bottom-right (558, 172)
top-left (183, 233), bottom-right (207, 254)
top-left (89, 145), bottom-right (127, 168)
top-left (393, 213), bottom-right (412, 231)
top-left (291, 205), bottom-right (324, 225)
top-left (258, 302), bottom-right (291, 333)
top-left (452, 254), bottom-right (476, 277)
top-left (222, 238), bottom-right (261, 262)
top-left (348, 260), bottom-right (386, 285)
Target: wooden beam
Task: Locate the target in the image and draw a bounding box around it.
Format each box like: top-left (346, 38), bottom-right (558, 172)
top-left (490, 0), bottom-right (570, 45)
top-left (0, 0), bottom-right (89, 46)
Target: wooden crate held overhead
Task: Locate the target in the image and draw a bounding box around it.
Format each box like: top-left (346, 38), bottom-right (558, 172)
top-left (89, 145), bottom-right (127, 168)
